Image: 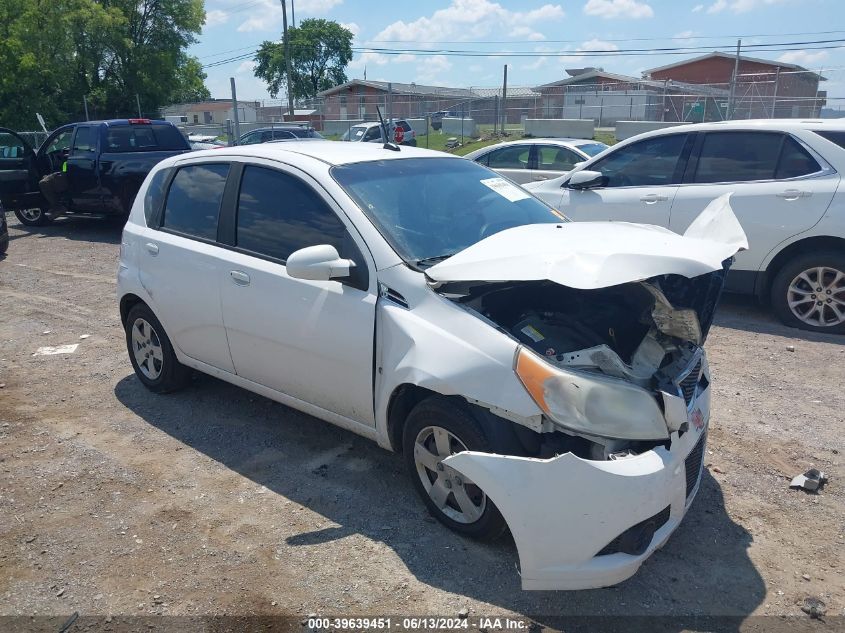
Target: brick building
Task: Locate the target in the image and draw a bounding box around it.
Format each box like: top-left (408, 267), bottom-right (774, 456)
top-left (318, 80), bottom-right (475, 121)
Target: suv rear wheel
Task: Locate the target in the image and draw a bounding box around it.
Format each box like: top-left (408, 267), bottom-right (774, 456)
top-left (771, 251), bottom-right (845, 333)
top-left (125, 303), bottom-right (191, 392)
top-left (402, 397), bottom-right (507, 540)
top-left (14, 207), bottom-right (53, 227)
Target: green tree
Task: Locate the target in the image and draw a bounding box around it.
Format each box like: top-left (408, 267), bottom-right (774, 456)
top-left (254, 19), bottom-right (353, 101)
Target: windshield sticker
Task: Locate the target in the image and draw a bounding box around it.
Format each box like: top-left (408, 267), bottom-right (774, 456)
top-left (480, 177), bottom-right (530, 202)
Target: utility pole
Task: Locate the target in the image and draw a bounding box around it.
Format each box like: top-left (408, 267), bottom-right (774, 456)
top-left (771, 66), bottom-right (780, 118)
top-left (280, 0), bottom-right (295, 122)
top-left (727, 39), bottom-right (741, 120)
top-left (230, 77), bottom-right (241, 144)
top-left (136, 94), bottom-right (142, 118)
top-left (501, 64), bottom-right (508, 133)
top-left (291, 0), bottom-right (295, 26)
top-left (83, 95), bottom-right (90, 121)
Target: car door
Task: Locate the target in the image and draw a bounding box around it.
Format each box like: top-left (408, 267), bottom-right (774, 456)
top-left (668, 131), bottom-right (840, 283)
top-left (533, 144), bottom-right (584, 182)
top-left (0, 128), bottom-right (41, 210)
top-left (559, 133), bottom-right (692, 225)
top-left (484, 144), bottom-right (534, 184)
top-left (138, 161), bottom-right (236, 372)
top-left (218, 161), bottom-right (377, 425)
top-left (65, 124), bottom-right (103, 211)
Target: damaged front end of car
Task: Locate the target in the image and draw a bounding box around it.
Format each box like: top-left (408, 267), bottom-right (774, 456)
top-left (423, 194), bottom-right (747, 590)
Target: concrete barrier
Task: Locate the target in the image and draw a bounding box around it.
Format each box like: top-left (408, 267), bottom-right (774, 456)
top-left (406, 118), bottom-right (428, 136)
top-left (524, 119), bottom-right (594, 139)
top-left (442, 117), bottom-right (476, 136)
top-left (615, 121), bottom-right (685, 141)
top-left (322, 119), bottom-right (365, 136)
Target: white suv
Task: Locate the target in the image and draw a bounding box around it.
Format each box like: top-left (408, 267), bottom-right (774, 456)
top-left (525, 120), bottom-right (845, 333)
top-left (117, 140), bottom-right (745, 590)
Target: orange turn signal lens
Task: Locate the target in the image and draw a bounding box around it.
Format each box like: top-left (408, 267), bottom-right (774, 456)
top-left (514, 347), bottom-right (555, 414)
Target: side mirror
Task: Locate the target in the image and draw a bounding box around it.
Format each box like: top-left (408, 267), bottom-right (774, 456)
top-left (286, 244), bottom-right (354, 282)
top-left (565, 169), bottom-right (605, 190)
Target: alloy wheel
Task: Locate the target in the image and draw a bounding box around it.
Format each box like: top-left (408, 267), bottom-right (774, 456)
top-left (787, 266), bottom-right (845, 328)
top-left (413, 425), bottom-right (486, 524)
top-left (20, 208), bottom-right (43, 222)
top-left (131, 317), bottom-right (164, 380)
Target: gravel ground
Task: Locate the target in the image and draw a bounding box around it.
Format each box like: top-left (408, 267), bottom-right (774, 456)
top-left (0, 214), bottom-right (843, 632)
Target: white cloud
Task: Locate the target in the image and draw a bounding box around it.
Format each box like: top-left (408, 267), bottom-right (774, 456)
top-left (777, 50), bottom-right (829, 66)
top-left (237, 60), bottom-right (256, 74)
top-left (578, 38), bottom-right (620, 52)
top-left (673, 30), bottom-right (696, 44)
top-left (705, 0), bottom-right (785, 13)
top-left (237, 0), bottom-right (343, 33)
top-left (416, 55), bottom-right (453, 84)
top-left (510, 25), bottom-right (546, 41)
top-left (204, 9), bottom-right (229, 28)
top-left (691, 3), bottom-right (704, 10)
top-left (340, 21), bottom-right (360, 38)
top-left (583, 0), bottom-right (654, 19)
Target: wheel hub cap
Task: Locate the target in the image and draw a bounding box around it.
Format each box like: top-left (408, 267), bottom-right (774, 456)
top-left (21, 208), bottom-right (42, 221)
top-left (131, 318), bottom-right (164, 380)
top-left (413, 426), bottom-right (486, 524)
top-left (787, 266), bottom-right (845, 327)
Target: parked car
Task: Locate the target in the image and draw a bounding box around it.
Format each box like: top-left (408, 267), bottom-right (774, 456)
top-left (340, 120), bottom-right (417, 146)
top-left (239, 126), bottom-right (323, 145)
top-left (0, 200), bottom-right (8, 254)
top-left (525, 120), bottom-right (845, 333)
top-left (0, 119), bottom-right (191, 226)
top-left (464, 138), bottom-right (609, 184)
top-left (118, 141), bottom-right (745, 590)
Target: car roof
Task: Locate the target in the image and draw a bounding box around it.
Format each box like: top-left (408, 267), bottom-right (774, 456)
top-left (636, 119), bottom-right (845, 136)
top-left (243, 125), bottom-right (313, 133)
top-left (186, 139), bottom-right (456, 166)
top-left (466, 137), bottom-right (599, 157)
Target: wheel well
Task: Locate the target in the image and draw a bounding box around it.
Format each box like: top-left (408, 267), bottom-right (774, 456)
top-left (386, 384), bottom-right (443, 453)
top-left (762, 236), bottom-right (845, 301)
top-left (119, 293), bottom-right (145, 326)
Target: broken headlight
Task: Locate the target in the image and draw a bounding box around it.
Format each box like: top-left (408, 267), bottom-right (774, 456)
top-left (514, 347), bottom-right (669, 441)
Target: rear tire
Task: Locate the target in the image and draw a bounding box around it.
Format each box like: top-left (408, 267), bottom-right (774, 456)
top-left (125, 303), bottom-right (191, 393)
top-left (402, 397), bottom-right (507, 540)
top-left (770, 251), bottom-right (845, 334)
top-left (14, 207), bottom-right (53, 227)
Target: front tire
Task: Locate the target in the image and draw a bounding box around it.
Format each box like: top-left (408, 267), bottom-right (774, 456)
top-left (125, 303), bottom-right (191, 393)
top-left (770, 251), bottom-right (845, 334)
top-left (14, 207), bottom-right (53, 227)
top-left (403, 397), bottom-right (507, 540)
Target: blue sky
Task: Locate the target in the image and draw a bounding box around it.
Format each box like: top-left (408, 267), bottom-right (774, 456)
top-left (191, 0), bottom-right (845, 108)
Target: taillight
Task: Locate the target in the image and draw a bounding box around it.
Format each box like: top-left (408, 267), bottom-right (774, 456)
top-left (128, 118), bottom-right (151, 125)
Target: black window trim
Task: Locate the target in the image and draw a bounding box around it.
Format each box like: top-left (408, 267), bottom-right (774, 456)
top-left (221, 159), bottom-right (372, 291)
top-left (155, 160), bottom-right (231, 247)
top-left (681, 130), bottom-right (831, 187)
top-left (580, 132), bottom-right (694, 189)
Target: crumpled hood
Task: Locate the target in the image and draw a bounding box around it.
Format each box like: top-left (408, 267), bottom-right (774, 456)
top-left (427, 194), bottom-right (748, 290)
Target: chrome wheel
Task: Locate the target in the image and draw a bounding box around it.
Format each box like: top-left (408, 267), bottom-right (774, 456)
top-left (413, 426), bottom-right (486, 524)
top-left (20, 208), bottom-right (43, 222)
top-left (787, 266), bottom-right (845, 327)
top-left (131, 317), bottom-right (164, 380)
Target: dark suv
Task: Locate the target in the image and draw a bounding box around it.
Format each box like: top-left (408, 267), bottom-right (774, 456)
top-left (239, 126), bottom-right (323, 145)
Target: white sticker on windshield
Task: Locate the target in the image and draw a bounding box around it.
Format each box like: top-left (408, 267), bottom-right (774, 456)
top-left (480, 177), bottom-right (530, 203)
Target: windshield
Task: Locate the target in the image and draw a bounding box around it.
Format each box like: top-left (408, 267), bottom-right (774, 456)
top-left (575, 142), bottom-right (609, 157)
top-left (332, 158), bottom-right (566, 266)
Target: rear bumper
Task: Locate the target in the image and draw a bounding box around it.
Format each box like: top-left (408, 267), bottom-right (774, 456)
top-left (443, 385), bottom-right (709, 590)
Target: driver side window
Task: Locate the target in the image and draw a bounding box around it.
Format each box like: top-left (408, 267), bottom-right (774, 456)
top-left (486, 145), bottom-right (531, 170)
top-left (45, 129), bottom-right (73, 155)
top-left (589, 134), bottom-right (688, 187)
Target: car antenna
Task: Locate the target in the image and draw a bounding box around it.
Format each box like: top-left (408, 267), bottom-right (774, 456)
top-left (376, 105), bottom-right (400, 152)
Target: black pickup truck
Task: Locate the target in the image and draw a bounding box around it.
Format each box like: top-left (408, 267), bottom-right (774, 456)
top-left (0, 119), bottom-right (190, 226)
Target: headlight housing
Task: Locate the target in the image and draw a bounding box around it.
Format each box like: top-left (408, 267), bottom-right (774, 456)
top-left (514, 347), bottom-right (669, 441)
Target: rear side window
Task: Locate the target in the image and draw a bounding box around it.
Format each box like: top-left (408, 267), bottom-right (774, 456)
top-left (694, 132), bottom-right (782, 183)
top-left (162, 163), bottom-right (229, 240)
top-left (813, 130), bottom-right (845, 149)
top-left (235, 165), bottom-right (346, 261)
top-left (106, 125), bottom-right (188, 152)
top-left (537, 145), bottom-right (581, 171)
top-left (0, 131), bottom-right (27, 158)
top-left (591, 134), bottom-right (687, 187)
top-left (776, 136), bottom-right (821, 179)
top-left (73, 127), bottom-right (95, 152)
top-left (487, 145), bottom-right (531, 169)
top-left (143, 168), bottom-right (171, 225)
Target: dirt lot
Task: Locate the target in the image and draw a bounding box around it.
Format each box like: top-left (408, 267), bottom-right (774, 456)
top-left (1, 214), bottom-right (843, 632)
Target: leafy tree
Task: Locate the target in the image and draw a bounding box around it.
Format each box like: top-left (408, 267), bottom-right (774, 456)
top-left (254, 19), bottom-right (353, 101)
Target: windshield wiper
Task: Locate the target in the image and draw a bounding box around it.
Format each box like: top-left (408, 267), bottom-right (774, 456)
top-left (415, 253), bottom-right (455, 268)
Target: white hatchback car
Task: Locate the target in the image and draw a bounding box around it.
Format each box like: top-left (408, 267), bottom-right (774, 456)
top-left (525, 120), bottom-right (845, 333)
top-left (463, 138), bottom-right (608, 184)
top-left (117, 141), bottom-right (745, 590)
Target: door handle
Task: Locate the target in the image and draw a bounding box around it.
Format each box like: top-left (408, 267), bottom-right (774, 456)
top-left (777, 189), bottom-right (811, 200)
top-left (230, 270), bottom-right (250, 286)
top-left (640, 194), bottom-right (668, 204)
top-left (144, 242), bottom-right (159, 256)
